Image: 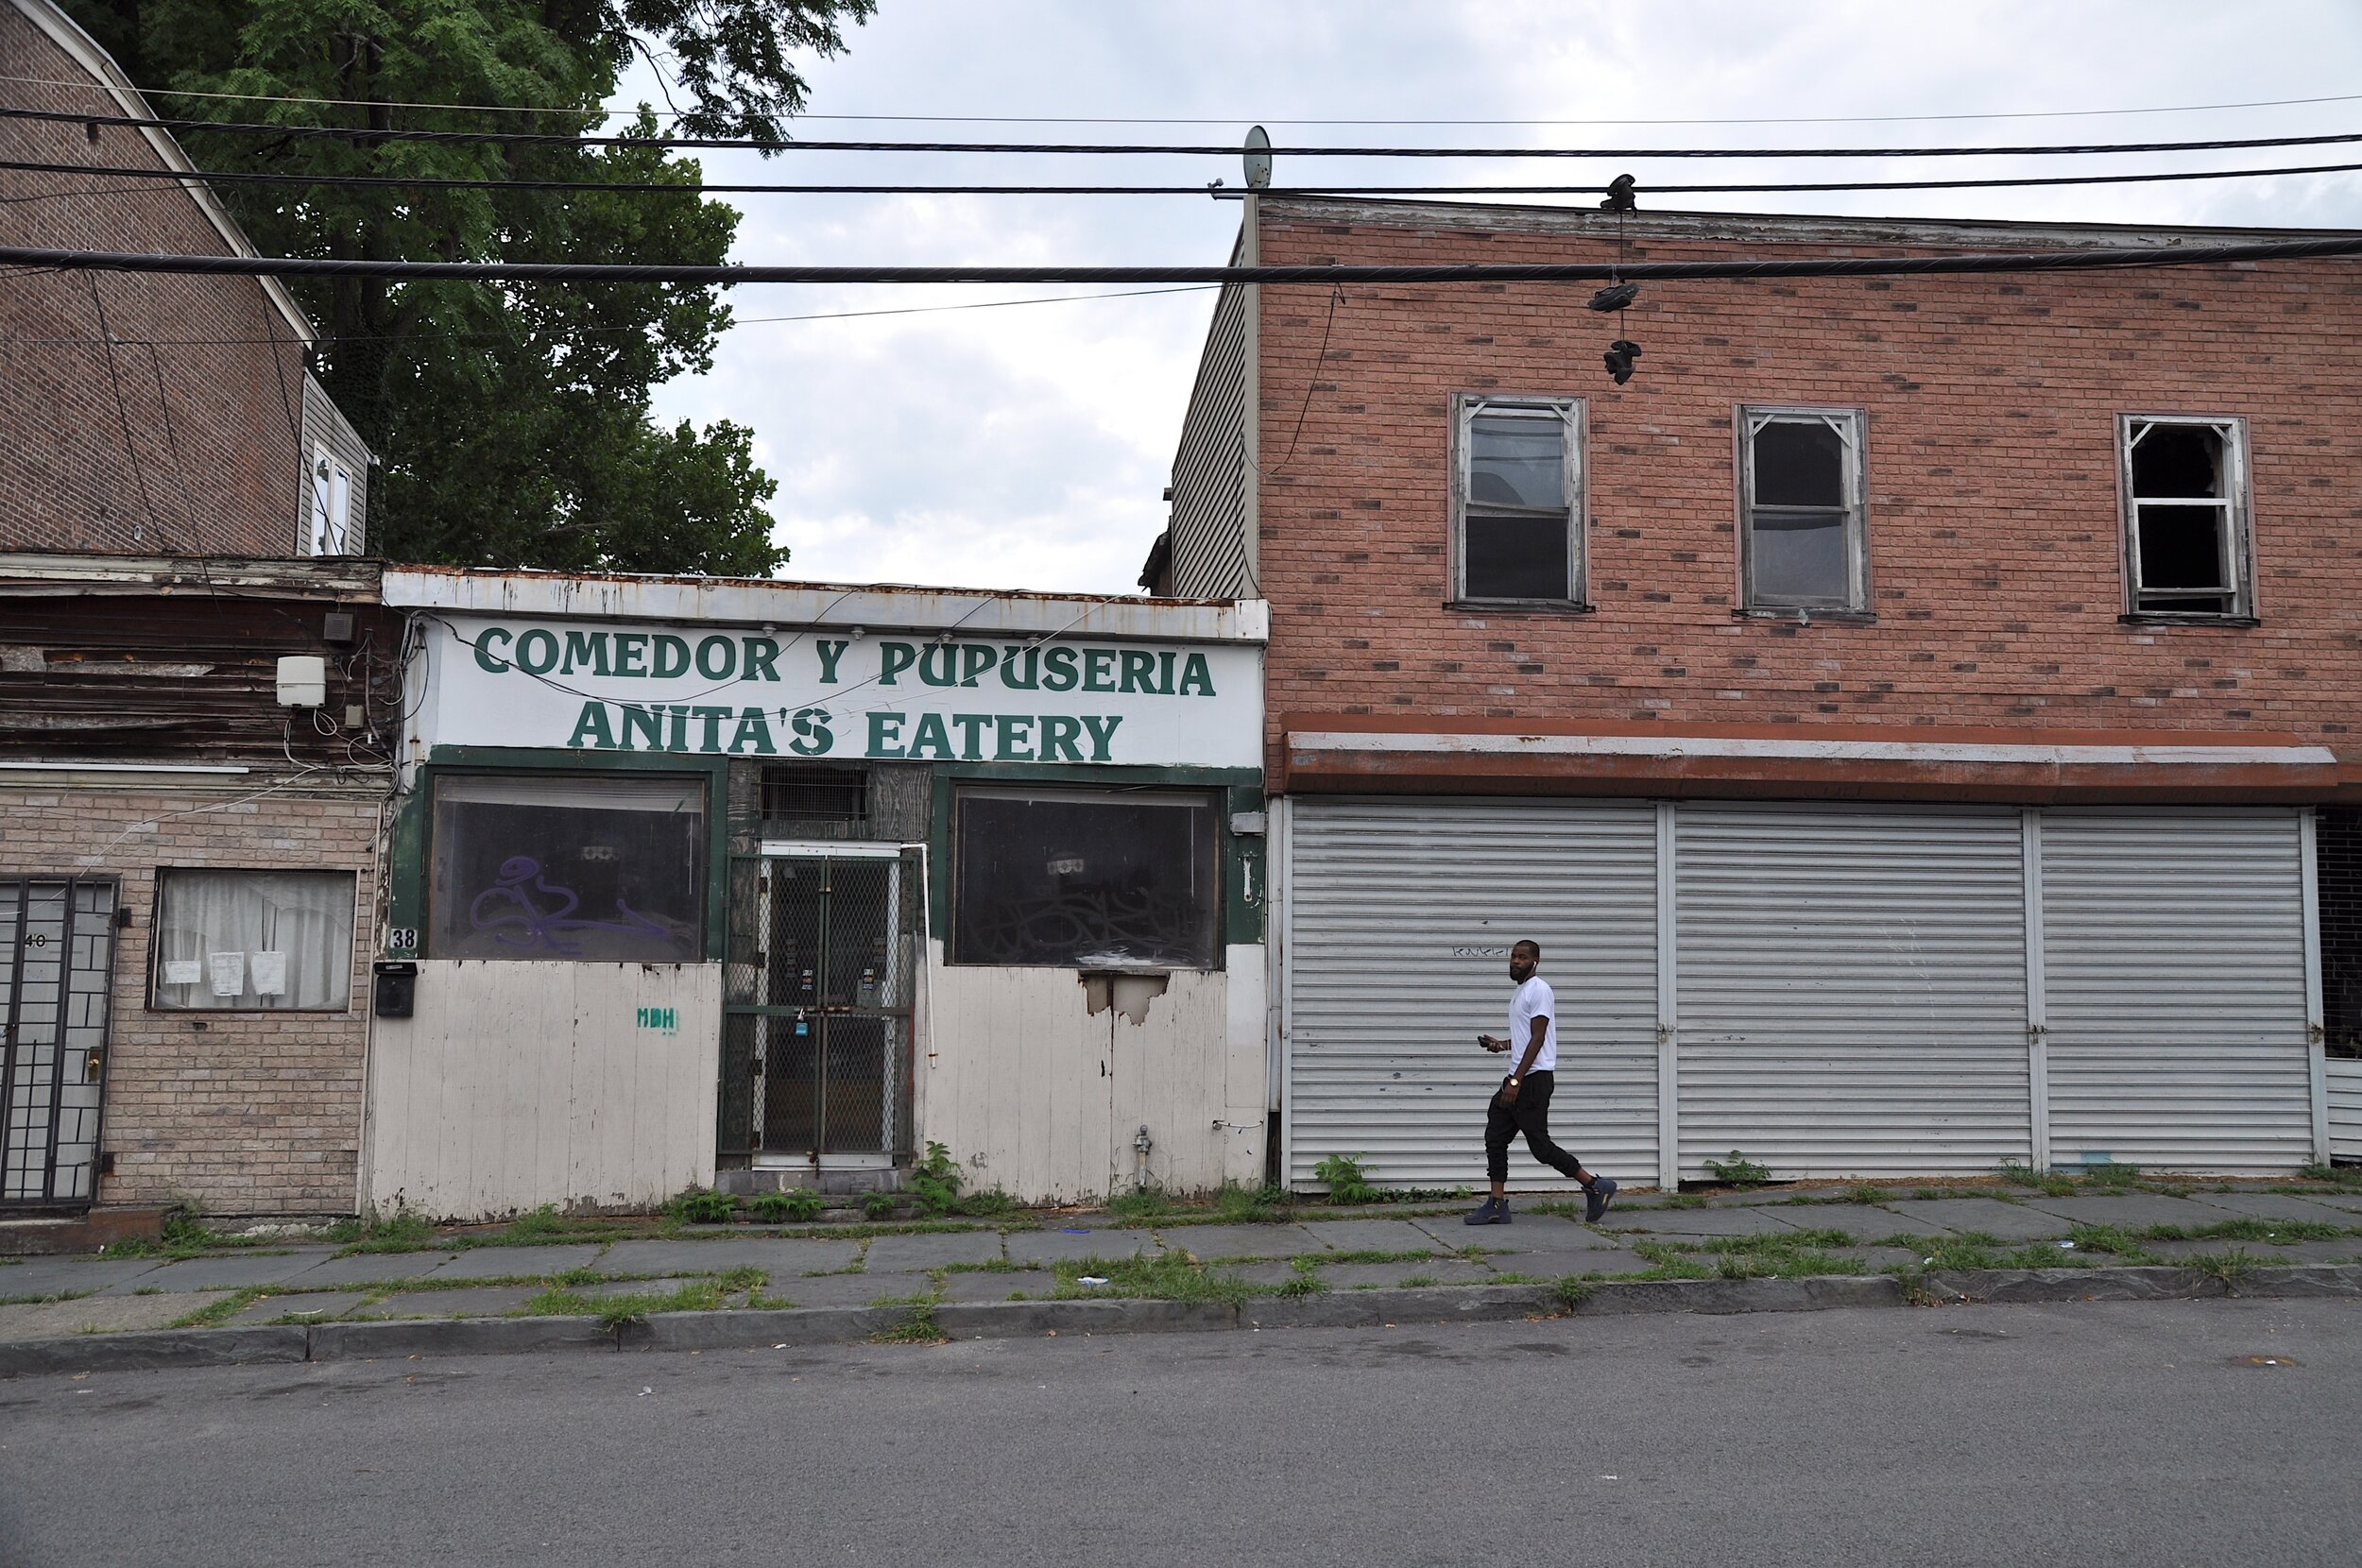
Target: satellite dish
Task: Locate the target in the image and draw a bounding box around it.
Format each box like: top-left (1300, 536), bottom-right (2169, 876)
top-left (1243, 125), bottom-right (1272, 190)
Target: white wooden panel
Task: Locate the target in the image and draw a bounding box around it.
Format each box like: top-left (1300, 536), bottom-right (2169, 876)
top-left (2042, 810), bottom-right (2313, 1173)
top-left (365, 961), bottom-right (719, 1219)
top-left (2329, 1059), bottom-right (2362, 1161)
top-left (1285, 797), bottom-right (1661, 1191)
top-left (1675, 804), bottom-right (2031, 1180)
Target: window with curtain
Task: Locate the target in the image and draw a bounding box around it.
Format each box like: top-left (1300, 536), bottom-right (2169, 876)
top-left (151, 869), bottom-right (356, 1011)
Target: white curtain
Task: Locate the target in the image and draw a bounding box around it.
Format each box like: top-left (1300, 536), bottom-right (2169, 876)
top-left (154, 870), bottom-right (355, 1011)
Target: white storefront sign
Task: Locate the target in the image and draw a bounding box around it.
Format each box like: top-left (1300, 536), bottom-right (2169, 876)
top-left (413, 614), bottom-right (1263, 769)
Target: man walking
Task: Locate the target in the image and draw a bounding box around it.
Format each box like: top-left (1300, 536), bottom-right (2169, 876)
top-left (1466, 940), bottom-right (1616, 1225)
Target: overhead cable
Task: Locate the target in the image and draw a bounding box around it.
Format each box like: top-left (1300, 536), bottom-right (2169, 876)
top-left (11, 104), bottom-right (2362, 159)
top-left (9, 235), bottom-right (2362, 286)
top-left (12, 154), bottom-right (2362, 199)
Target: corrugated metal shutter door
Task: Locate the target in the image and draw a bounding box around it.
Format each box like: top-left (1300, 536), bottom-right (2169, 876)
top-left (1674, 804), bottom-right (2030, 1180)
top-left (2041, 810), bottom-right (2312, 1172)
top-left (1285, 797), bottom-right (1659, 1190)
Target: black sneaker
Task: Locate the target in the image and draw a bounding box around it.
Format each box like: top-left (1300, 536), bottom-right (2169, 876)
top-left (1583, 1176), bottom-right (1617, 1224)
top-left (1463, 1196), bottom-right (1510, 1226)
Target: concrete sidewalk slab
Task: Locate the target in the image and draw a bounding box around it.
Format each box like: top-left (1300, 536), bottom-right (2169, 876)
top-left (940, 1270), bottom-right (1042, 1303)
top-left (1599, 1206), bottom-right (1801, 1237)
top-left (0, 1292), bottom-right (214, 1340)
top-left (424, 1246), bottom-right (605, 1281)
top-left (0, 1258), bottom-right (163, 1299)
top-left (1227, 1261), bottom-right (1309, 1287)
top-left (1159, 1224), bottom-right (1323, 1261)
top-left (1497, 1247), bottom-right (1653, 1277)
top-left (594, 1238), bottom-right (859, 1278)
top-left (352, 1286), bottom-right (539, 1319)
top-left (229, 1290), bottom-right (372, 1325)
top-left (772, 1271), bottom-right (932, 1308)
top-left (1322, 1260), bottom-right (1495, 1289)
top-left (2179, 1191), bottom-right (2362, 1227)
top-left (1885, 1198), bottom-right (2068, 1240)
top-left (576, 1278), bottom-right (702, 1300)
top-left (1297, 1219), bottom-right (1445, 1253)
top-left (862, 1232), bottom-right (1004, 1271)
top-left (279, 1252), bottom-right (454, 1287)
top-left (1412, 1211), bottom-right (1609, 1250)
top-left (95, 1252), bottom-right (331, 1295)
top-left (1004, 1229), bottom-right (1157, 1265)
top-left (2015, 1193), bottom-right (2224, 1229)
top-left (1787, 1207), bottom-right (1932, 1243)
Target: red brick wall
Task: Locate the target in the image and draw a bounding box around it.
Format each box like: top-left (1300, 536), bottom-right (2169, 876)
top-left (0, 6), bottom-right (308, 555)
top-left (1251, 202), bottom-right (2362, 769)
top-left (0, 781), bottom-right (380, 1216)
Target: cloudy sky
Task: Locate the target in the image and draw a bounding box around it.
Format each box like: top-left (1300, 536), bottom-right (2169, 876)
top-left (622, 1), bottom-right (2362, 596)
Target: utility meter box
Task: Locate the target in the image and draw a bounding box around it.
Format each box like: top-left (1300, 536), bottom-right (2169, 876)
top-left (276, 655), bottom-right (327, 707)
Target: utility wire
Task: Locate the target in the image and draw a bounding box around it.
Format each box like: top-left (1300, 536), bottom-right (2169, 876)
top-left (9, 236), bottom-right (2362, 285)
top-left (7, 70), bottom-right (2361, 126)
top-left (13, 154), bottom-right (2362, 198)
top-left (13, 105), bottom-right (2362, 160)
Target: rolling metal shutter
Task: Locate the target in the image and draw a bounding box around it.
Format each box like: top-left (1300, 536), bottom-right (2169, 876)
top-left (2040, 810), bottom-right (2313, 1173)
top-left (1673, 804), bottom-right (2031, 1180)
top-left (1283, 797), bottom-right (1660, 1190)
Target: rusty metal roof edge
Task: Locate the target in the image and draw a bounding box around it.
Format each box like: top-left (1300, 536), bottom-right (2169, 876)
top-left (0, 553), bottom-right (384, 595)
top-left (382, 566), bottom-right (1270, 642)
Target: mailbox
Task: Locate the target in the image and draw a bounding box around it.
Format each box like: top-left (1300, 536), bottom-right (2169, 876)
top-left (373, 960), bottom-right (418, 1019)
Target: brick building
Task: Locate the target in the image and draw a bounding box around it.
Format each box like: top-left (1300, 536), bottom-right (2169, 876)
top-left (1157, 195), bottom-right (2362, 1189)
top-left (0, 0), bottom-right (370, 557)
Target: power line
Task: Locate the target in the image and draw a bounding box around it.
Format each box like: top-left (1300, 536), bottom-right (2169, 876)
top-left (9, 236), bottom-right (2362, 286)
top-left (7, 69), bottom-right (2362, 126)
top-left (13, 104), bottom-right (2362, 160)
top-left (12, 154), bottom-right (2362, 199)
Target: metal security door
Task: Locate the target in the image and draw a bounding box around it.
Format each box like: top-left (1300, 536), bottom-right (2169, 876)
top-left (720, 846), bottom-right (917, 1165)
top-left (1, 878), bottom-right (117, 1206)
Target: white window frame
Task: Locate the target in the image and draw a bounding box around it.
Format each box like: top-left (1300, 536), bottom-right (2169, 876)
top-left (1738, 405), bottom-right (1871, 614)
top-left (2118, 414), bottom-right (2253, 620)
top-left (1450, 394), bottom-right (1583, 606)
top-left (148, 868), bottom-right (358, 1013)
top-left (308, 444), bottom-right (352, 556)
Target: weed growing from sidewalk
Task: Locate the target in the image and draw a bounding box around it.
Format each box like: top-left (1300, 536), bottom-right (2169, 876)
top-left (1630, 1241), bottom-right (1714, 1280)
top-left (522, 1282), bottom-right (727, 1319)
top-left (324, 1210), bottom-right (435, 1251)
top-left (2080, 1162), bottom-right (2142, 1189)
top-left (1551, 1277), bottom-right (1594, 1310)
top-left (170, 1287), bottom-right (268, 1329)
top-left (669, 1188), bottom-right (739, 1225)
top-left (1047, 1253), bottom-right (1251, 1305)
top-left (2142, 1218), bottom-right (2342, 1245)
top-left (909, 1142), bottom-right (966, 1218)
top-left (1846, 1185), bottom-right (1893, 1205)
top-left (1997, 1162), bottom-right (2076, 1198)
top-left (874, 1305), bottom-right (946, 1343)
top-left (1317, 1249), bottom-right (1436, 1266)
top-left (1703, 1151), bottom-right (1772, 1187)
top-left (861, 1192), bottom-right (899, 1219)
top-left (1107, 1185), bottom-right (1172, 1223)
top-left (0, 1288), bottom-right (97, 1306)
top-left (1311, 1153), bottom-right (1378, 1206)
top-left (1215, 1182), bottom-right (1291, 1223)
top-left (750, 1191), bottom-right (827, 1223)
top-left (2191, 1246), bottom-right (2261, 1290)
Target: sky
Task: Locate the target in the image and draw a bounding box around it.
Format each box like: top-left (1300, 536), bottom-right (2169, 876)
top-left (620, 1), bottom-right (2362, 596)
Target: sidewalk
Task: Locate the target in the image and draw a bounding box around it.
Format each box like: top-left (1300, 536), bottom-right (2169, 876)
top-left (5, 1180), bottom-right (2358, 1373)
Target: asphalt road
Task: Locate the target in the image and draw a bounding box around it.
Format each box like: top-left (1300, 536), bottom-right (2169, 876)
top-left (0, 1298), bottom-right (2354, 1568)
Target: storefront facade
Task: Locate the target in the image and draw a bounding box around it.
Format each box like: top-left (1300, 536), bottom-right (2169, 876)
top-left (368, 570), bottom-right (1269, 1217)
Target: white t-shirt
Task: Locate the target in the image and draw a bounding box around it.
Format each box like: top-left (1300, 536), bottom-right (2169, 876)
top-left (1507, 976), bottom-right (1558, 1074)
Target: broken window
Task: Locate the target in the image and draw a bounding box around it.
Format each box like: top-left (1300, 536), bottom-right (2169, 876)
top-left (950, 788), bottom-right (1220, 969)
top-left (1454, 397), bottom-right (1581, 604)
top-left (1741, 407), bottom-right (1868, 611)
top-left (2122, 417), bottom-right (2250, 617)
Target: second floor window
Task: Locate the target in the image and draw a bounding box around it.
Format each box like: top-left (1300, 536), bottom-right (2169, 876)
top-left (1741, 407), bottom-right (1868, 612)
top-left (2121, 416), bottom-right (2251, 618)
top-left (309, 448), bottom-right (352, 555)
top-left (1454, 397), bottom-right (1581, 604)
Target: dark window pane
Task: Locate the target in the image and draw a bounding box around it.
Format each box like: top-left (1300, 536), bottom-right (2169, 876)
top-left (430, 775), bottom-right (705, 961)
top-left (1464, 513), bottom-right (1569, 600)
top-left (1752, 419), bottom-right (1845, 506)
top-left (1469, 414), bottom-right (1564, 509)
top-left (1750, 510), bottom-right (1849, 605)
top-left (2131, 423), bottom-right (2224, 499)
top-left (952, 793), bottom-right (1217, 968)
top-left (2137, 504), bottom-right (2231, 593)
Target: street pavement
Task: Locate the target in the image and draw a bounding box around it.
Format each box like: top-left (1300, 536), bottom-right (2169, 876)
top-left (0, 1297), bottom-right (2353, 1567)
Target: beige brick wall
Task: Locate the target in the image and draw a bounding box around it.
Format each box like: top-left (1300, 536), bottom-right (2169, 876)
top-left (0, 779), bottom-right (383, 1216)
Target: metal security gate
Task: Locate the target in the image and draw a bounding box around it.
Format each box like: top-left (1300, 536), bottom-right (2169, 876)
top-left (1, 878), bottom-right (117, 1206)
top-left (719, 844), bottom-right (919, 1167)
top-left (1673, 804), bottom-right (2032, 1180)
top-left (1281, 797), bottom-right (1661, 1189)
top-left (2039, 810), bottom-right (2314, 1172)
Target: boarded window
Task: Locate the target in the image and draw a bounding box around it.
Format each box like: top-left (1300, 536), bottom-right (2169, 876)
top-left (1742, 408), bottom-right (1867, 611)
top-left (428, 774), bottom-right (706, 962)
top-left (151, 869), bottom-right (355, 1011)
top-left (1456, 399), bottom-right (1580, 603)
top-left (951, 788), bottom-right (1220, 968)
top-left (762, 764), bottom-right (867, 825)
top-left (2124, 418), bottom-right (2249, 617)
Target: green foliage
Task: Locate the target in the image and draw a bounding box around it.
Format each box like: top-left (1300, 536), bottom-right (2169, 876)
top-left (1050, 1253), bottom-right (1250, 1306)
top-left (955, 1188), bottom-right (1016, 1218)
top-left (2080, 1161), bottom-right (2142, 1188)
top-left (1846, 1185), bottom-right (1893, 1206)
top-left (751, 1189), bottom-right (828, 1223)
top-left (1215, 1181), bottom-right (1290, 1223)
top-left (908, 1142), bottom-right (965, 1218)
top-left (669, 1187), bottom-right (739, 1225)
top-left (874, 1305), bottom-right (945, 1343)
top-left (861, 1190), bottom-right (900, 1219)
top-left (1551, 1277), bottom-right (1595, 1310)
top-left (60, 0), bottom-right (876, 571)
top-left (327, 1209), bottom-right (436, 1252)
top-left (1703, 1150), bottom-right (1772, 1187)
top-left (1106, 1185), bottom-right (1172, 1222)
top-left (1312, 1153), bottom-right (1378, 1206)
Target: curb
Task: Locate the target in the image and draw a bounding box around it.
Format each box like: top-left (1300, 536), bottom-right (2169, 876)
top-left (5, 1263), bottom-right (2355, 1377)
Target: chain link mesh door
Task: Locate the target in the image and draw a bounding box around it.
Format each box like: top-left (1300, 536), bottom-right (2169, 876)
top-left (1, 878), bottom-right (117, 1204)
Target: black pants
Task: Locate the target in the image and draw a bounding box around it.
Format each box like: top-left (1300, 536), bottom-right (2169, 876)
top-left (1484, 1069), bottom-right (1585, 1185)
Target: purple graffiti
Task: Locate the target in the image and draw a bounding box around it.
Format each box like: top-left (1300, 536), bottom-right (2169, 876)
top-left (468, 856), bottom-right (680, 956)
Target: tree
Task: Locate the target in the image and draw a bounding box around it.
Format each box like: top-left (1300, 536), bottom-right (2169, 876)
top-left (62, 0), bottom-right (876, 572)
